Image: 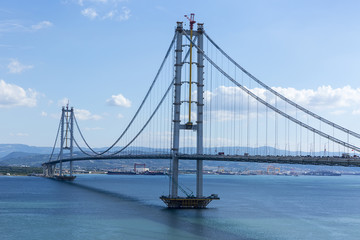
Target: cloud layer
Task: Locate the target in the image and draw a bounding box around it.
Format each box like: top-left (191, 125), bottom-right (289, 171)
top-left (31, 21), bottom-right (53, 30)
top-left (77, 0), bottom-right (130, 21)
top-left (0, 80), bottom-right (37, 108)
top-left (75, 109), bottom-right (102, 120)
top-left (0, 20), bottom-right (53, 33)
top-left (81, 8), bottom-right (98, 19)
top-left (7, 59), bottom-right (33, 74)
top-left (202, 85), bottom-right (360, 122)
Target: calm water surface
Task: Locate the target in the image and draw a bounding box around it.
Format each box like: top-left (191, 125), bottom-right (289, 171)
top-left (1, 174), bottom-right (360, 240)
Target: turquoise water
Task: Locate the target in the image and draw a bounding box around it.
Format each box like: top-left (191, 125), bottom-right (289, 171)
top-left (1, 174), bottom-right (360, 239)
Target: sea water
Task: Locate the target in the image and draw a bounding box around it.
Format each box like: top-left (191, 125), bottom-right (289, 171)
top-left (1, 174), bottom-right (360, 240)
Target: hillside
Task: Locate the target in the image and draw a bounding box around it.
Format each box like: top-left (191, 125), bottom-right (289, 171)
top-left (0, 144), bottom-right (359, 174)
top-left (0, 144), bottom-right (53, 158)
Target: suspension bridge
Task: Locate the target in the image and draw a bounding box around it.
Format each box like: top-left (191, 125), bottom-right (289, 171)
top-left (42, 17), bottom-right (360, 208)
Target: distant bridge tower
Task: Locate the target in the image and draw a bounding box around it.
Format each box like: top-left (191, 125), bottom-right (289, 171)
top-left (171, 21), bottom-right (205, 198)
top-left (58, 105), bottom-right (74, 177)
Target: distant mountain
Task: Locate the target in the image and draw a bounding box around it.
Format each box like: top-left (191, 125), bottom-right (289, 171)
top-left (0, 143), bottom-right (345, 159)
top-left (0, 144), bottom-right (54, 158)
top-left (0, 144), bottom-right (359, 173)
top-left (0, 152), bottom-right (49, 167)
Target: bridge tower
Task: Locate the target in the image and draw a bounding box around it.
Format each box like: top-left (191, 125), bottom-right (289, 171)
top-left (161, 21), bottom-right (218, 207)
top-left (170, 21), bottom-right (205, 198)
top-left (58, 105), bottom-right (74, 177)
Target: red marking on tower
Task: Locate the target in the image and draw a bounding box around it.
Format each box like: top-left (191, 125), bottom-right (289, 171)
top-left (184, 13), bottom-right (196, 30)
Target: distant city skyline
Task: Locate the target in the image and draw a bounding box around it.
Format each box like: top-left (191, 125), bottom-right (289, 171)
top-left (1, 0), bottom-right (360, 147)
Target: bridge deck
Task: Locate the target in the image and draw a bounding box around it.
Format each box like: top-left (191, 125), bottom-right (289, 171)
top-left (43, 154), bottom-right (360, 167)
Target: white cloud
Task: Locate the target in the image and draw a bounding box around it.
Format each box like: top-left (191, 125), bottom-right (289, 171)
top-left (41, 111), bottom-right (48, 117)
top-left (58, 97), bottom-right (70, 107)
top-left (103, 10), bottom-right (117, 19)
top-left (31, 21), bottom-right (53, 30)
top-left (0, 20), bottom-right (52, 33)
top-left (204, 85), bottom-right (360, 121)
top-left (75, 109), bottom-right (102, 120)
top-left (352, 109), bottom-right (360, 115)
top-left (77, 0), bottom-right (127, 5)
top-left (76, 0), bottom-right (130, 21)
top-left (107, 93), bottom-right (131, 107)
top-left (117, 113), bottom-right (124, 119)
top-left (0, 20), bottom-right (26, 32)
top-left (118, 7), bottom-right (130, 21)
top-left (78, 0), bottom-right (108, 5)
top-left (273, 85), bottom-right (360, 111)
top-left (7, 59), bottom-right (33, 74)
top-left (0, 80), bottom-right (37, 108)
top-left (81, 8), bottom-right (98, 19)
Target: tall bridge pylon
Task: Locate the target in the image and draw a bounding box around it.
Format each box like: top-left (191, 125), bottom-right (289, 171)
top-left (171, 22), bottom-right (205, 198)
top-left (44, 105), bottom-right (74, 178)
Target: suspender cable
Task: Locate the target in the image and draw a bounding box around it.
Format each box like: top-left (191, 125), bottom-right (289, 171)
top-left (73, 137), bottom-right (94, 156)
top-left (73, 114), bottom-right (99, 155)
top-left (108, 78), bottom-right (175, 156)
top-left (71, 34), bottom-right (195, 157)
top-left (183, 30), bottom-right (360, 153)
top-left (89, 33), bottom-right (177, 156)
top-left (49, 117), bottom-right (62, 161)
top-left (204, 32), bottom-right (360, 140)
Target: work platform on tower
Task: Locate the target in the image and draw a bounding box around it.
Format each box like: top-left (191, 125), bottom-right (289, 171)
top-left (160, 194), bottom-right (220, 209)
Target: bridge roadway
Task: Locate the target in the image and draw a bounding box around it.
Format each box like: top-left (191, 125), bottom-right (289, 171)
top-left (43, 154), bottom-right (360, 167)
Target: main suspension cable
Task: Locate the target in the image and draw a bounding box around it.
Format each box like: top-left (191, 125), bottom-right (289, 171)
top-left (183, 30), bottom-right (360, 152)
top-left (107, 79), bottom-right (175, 156)
top-left (89, 32), bottom-right (177, 156)
top-left (48, 117), bottom-right (62, 161)
top-left (73, 114), bottom-right (99, 156)
top-left (204, 32), bottom-right (360, 140)
top-left (73, 34), bottom-right (195, 157)
top-left (73, 137), bottom-right (94, 157)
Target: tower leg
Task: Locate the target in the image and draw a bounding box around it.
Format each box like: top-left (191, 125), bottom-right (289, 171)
top-left (59, 161), bottom-right (63, 176)
top-left (171, 156), bottom-right (179, 197)
top-left (170, 22), bottom-right (183, 198)
top-left (196, 160), bottom-right (203, 197)
top-left (70, 161), bottom-right (73, 176)
top-left (43, 166), bottom-right (47, 176)
top-left (196, 23), bottom-right (204, 198)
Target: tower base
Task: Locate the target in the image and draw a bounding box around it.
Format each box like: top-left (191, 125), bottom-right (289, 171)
top-left (54, 175), bottom-right (76, 181)
top-left (160, 194), bottom-right (219, 209)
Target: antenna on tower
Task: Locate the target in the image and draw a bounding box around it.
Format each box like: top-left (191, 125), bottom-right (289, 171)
top-left (184, 13), bottom-right (196, 30)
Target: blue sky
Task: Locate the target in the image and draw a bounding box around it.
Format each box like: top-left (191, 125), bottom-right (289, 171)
top-left (1, 0), bottom-right (360, 148)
